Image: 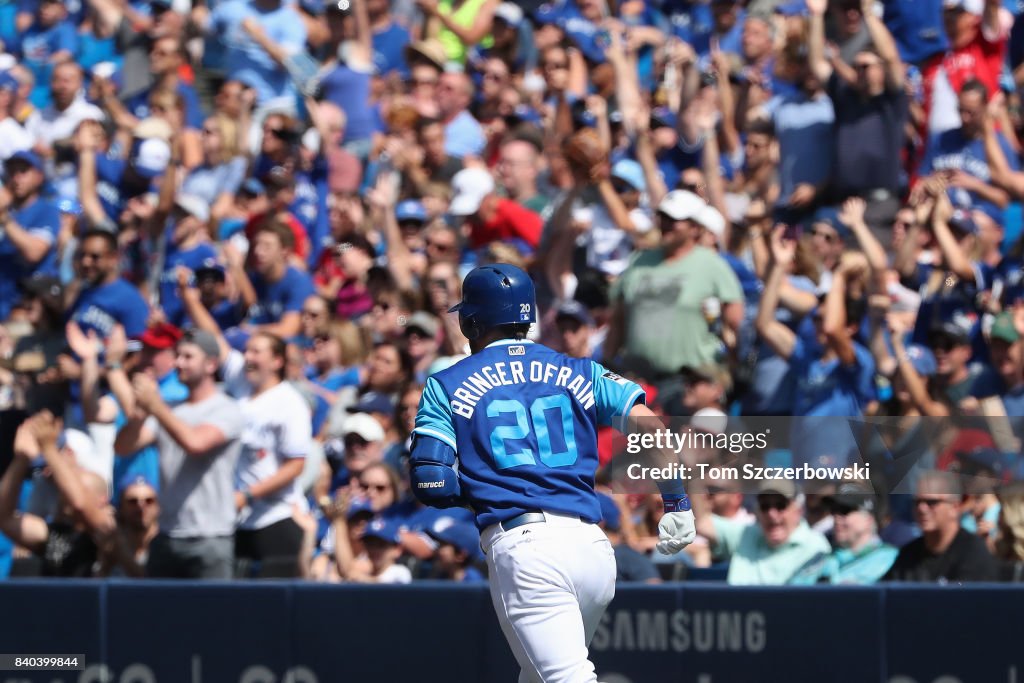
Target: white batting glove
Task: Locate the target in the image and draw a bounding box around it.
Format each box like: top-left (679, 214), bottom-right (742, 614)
top-left (656, 510), bottom-right (697, 555)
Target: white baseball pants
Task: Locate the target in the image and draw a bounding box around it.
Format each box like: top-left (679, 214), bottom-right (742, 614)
top-left (481, 512), bottom-right (617, 683)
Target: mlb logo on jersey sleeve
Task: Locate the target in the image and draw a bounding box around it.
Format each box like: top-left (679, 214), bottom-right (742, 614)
top-left (508, 345), bottom-right (525, 356)
top-left (603, 371), bottom-right (629, 386)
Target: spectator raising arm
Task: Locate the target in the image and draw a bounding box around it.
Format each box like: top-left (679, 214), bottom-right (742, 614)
top-left (930, 188), bottom-right (977, 282)
top-left (129, 373), bottom-right (231, 457)
top-left (31, 412), bottom-right (115, 547)
top-left (983, 99), bottom-right (1024, 199)
top-left (861, 0), bottom-right (905, 90)
top-left (368, 175), bottom-right (414, 292)
top-left (807, 0), bottom-right (832, 84)
top-left (823, 253), bottom-right (866, 367)
top-left (890, 316), bottom-right (950, 417)
top-left (838, 197), bottom-right (888, 286)
top-left (633, 105), bottom-right (668, 208)
top-left (754, 227), bottom-right (799, 360)
top-left (0, 422), bottom-right (48, 552)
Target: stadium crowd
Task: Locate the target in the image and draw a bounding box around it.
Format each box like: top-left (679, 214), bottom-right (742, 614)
top-left (1, 0), bottom-right (1024, 584)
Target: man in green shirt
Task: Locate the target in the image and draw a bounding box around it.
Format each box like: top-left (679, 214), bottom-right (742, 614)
top-left (695, 479), bottom-right (831, 585)
top-left (605, 190), bottom-right (743, 378)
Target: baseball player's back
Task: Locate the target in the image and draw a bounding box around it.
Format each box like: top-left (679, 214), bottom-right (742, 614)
top-left (415, 339), bottom-right (643, 530)
top-left (408, 264), bottom-right (695, 683)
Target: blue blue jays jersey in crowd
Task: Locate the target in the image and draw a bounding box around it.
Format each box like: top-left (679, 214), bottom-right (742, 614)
top-left (413, 340), bottom-right (645, 530)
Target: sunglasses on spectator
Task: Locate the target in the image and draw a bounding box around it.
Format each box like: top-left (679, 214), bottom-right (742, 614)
top-left (810, 228), bottom-right (837, 243)
top-left (426, 239), bottom-right (455, 253)
top-left (125, 496), bottom-right (156, 506)
top-left (544, 61), bottom-right (569, 71)
top-left (678, 182), bottom-right (702, 193)
top-left (914, 497), bottom-right (950, 508)
top-left (829, 503), bottom-right (860, 516)
top-left (931, 337), bottom-right (960, 352)
top-left (894, 219), bottom-right (917, 229)
top-left (344, 435), bottom-right (371, 449)
top-left (410, 77), bottom-right (438, 87)
top-left (77, 250), bottom-right (107, 261)
top-left (612, 180), bottom-right (636, 194)
top-left (758, 497), bottom-right (790, 512)
top-left (853, 61), bottom-right (880, 71)
top-left (483, 70), bottom-right (508, 81)
top-left (358, 481), bottom-right (390, 493)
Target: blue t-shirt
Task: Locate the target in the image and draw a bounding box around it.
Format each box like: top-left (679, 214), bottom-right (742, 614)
top-left (766, 91), bottom-right (835, 201)
top-left (181, 157), bottom-right (248, 206)
top-left (444, 110), bottom-right (486, 159)
top-left (15, 19), bottom-right (78, 108)
top-left (881, 0), bottom-right (948, 65)
top-left (0, 196), bottom-right (60, 321)
top-left (373, 22), bottom-right (411, 76)
top-left (124, 82), bottom-right (205, 130)
top-left (69, 278), bottom-right (149, 339)
top-left (919, 129), bottom-right (1019, 218)
top-left (412, 339), bottom-right (646, 530)
top-left (789, 339), bottom-right (876, 468)
top-left (319, 64), bottom-right (375, 143)
top-left (76, 31), bottom-right (122, 74)
top-left (292, 156), bottom-right (330, 268)
top-left (160, 240), bottom-right (219, 326)
top-left (247, 266), bottom-right (315, 325)
top-left (308, 366), bottom-right (361, 435)
top-left (209, 0), bottom-right (307, 104)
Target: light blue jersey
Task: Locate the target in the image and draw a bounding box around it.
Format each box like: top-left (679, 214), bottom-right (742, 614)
top-left (413, 340), bottom-right (644, 530)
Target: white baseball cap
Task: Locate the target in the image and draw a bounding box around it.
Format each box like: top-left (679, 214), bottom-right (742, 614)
top-left (691, 408), bottom-right (728, 435)
top-left (695, 204), bottom-right (726, 242)
top-left (944, 0), bottom-right (983, 14)
top-left (657, 190), bottom-right (705, 222)
top-left (449, 168), bottom-right (496, 216)
top-left (494, 2), bottom-right (524, 26)
top-left (134, 138), bottom-right (171, 178)
top-left (342, 412), bottom-right (385, 443)
top-left (174, 193), bottom-right (210, 223)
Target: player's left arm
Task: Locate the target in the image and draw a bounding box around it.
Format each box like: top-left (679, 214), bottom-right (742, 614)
top-left (409, 377), bottom-right (464, 508)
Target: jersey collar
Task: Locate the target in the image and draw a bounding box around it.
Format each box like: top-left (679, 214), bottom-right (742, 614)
top-left (484, 339), bottom-right (535, 349)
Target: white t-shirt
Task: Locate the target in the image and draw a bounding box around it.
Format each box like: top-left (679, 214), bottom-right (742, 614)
top-left (235, 380), bottom-right (312, 530)
top-left (374, 562), bottom-right (412, 584)
top-left (0, 117), bottom-right (33, 161)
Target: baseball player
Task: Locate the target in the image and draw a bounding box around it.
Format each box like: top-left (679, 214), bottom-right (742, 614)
top-left (410, 264), bottom-right (696, 683)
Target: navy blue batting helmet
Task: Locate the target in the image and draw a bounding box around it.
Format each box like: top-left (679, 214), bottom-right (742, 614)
top-left (449, 264), bottom-right (537, 340)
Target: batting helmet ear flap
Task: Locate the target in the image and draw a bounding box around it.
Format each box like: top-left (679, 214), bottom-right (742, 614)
top-left (460, 316), bottom-right (482, 340)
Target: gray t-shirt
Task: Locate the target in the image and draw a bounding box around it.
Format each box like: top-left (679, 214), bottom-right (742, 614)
top-left (148, 392), bottom-right (243, 538)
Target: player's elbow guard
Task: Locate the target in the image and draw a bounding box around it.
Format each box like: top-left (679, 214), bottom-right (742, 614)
top-left (409, 435), bottom-right (463, 508)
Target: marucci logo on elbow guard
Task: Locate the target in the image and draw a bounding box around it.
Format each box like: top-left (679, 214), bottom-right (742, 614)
top-left (417, 481), bottom-right (446, 489)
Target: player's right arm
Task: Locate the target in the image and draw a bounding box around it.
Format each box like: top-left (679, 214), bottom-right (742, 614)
top-left (409, 377), bottom-right (464, 509)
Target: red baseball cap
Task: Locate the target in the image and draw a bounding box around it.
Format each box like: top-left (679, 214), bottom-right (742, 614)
top-left (136, 323), bottom-right (183, 350)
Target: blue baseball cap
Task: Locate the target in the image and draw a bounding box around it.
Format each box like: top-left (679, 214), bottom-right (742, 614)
top-left (811, 206), bottom-right (851, 241)
top-left (427, 520), bottom-right (481, 557)
top-left (118, 473), bottom-right (157, 496)
top-left (346, 496), bottom-right (375, 520)
top-left (596, 493), bottom-right (621, 531)
top-left (957, 447), bottom-right (1004, 477)
top-left (904, 344), bottom-right (937, 377)
top-left (0, 71), bottom-right (18, 92)
top-left (531, 1), bottom-right (566, 26)
top-left (775, 0), bottom-right (808, 16)
top-left (362, 517), bottom-right (401, 544)
top-left (395, 199), bottom-right (427, 223)
top-left (194, 257), bottom-right (226, 281)
top-left (611, 159), bottom-right (646, 192)
top-left (4, 150), bottom-right (44, 171)
top-left (347, 391), bottom-right (395, 415)
top-left (948, 208), bottom-right (978, 235)
top-left (555, 299), bottom-right (594, 326)
top-left (57, 198), bottom-right (82, 216)
top-left (650, 107), bottom-right (677, 130)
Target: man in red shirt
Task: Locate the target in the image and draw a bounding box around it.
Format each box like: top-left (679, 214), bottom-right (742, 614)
top-left (447, 167), bottom-right (542, 253)
top-left (923, 0), bottom-right (1009, 136)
